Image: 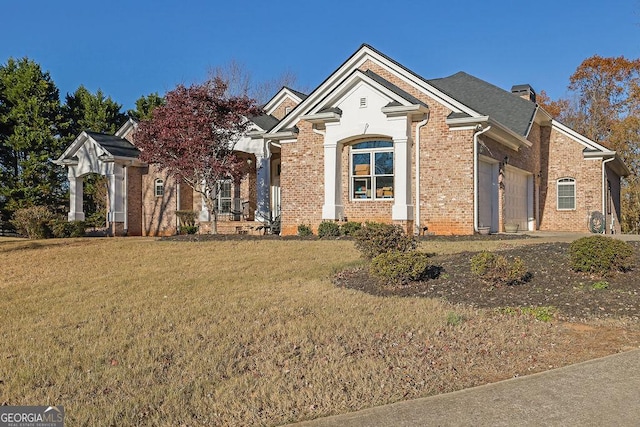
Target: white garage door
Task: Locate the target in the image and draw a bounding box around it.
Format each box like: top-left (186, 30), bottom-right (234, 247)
top-left (478, 160), bottom-right (498, 232)
top-left (504, 168), bottom-right (529, 231)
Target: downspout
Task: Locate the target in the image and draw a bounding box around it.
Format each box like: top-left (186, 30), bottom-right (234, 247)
top-left (123, 165), bottom-right (128, 235)
top-left (176, 181), bottom-right (181, 232)
top-left (602, 156), bottom-right (615, 234)
top-left (414, 114), bottom-right (430, 235)
top-left (473, 125), bottom-right (492, 233)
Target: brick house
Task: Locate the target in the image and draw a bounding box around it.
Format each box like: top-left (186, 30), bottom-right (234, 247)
top-left (56, 44), bottom-right (629, 236)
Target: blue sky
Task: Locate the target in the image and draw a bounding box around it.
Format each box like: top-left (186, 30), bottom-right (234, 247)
top-left (3, 0), bottom-right (639, 111)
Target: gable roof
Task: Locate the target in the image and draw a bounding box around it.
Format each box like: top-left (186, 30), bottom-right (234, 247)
top-left (85, 132), bottom-right (140, 158)
top-left (427, 72), bottom-right (537, 137)
top-left (285, 87), bottom-right (308, 101)
top-left (363, 70), bottom-right (428, 108)
top-left (250, 113), bottom-right (280, 132)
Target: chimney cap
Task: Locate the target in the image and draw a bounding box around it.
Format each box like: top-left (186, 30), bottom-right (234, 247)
top-left (511, 84), bottom-right (536, 102)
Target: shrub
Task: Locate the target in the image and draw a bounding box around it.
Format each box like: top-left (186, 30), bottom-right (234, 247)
top-left (180, 225), bottom-right (199, 235)
top-left (569, 235), bottom-right (634, 275)
top-left (50, 218), bottom-right (86, 238)
top-left (353, 222), bottom-right (417, 259)
top-left (369, 250), bottom-right (433, 285)
top-left (470, 251), bottom-right (528, 286)
top-left (340, 221), bottom-right (362, 236)
top-left (317, 221), bottom-right (341, 238)
top-left (297, 223), bottom-right (313, 237)
top-left (10, 206), bottom-right (54, 239)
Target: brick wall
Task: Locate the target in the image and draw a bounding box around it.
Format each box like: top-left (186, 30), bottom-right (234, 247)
top-left (126, 166), bottom-right (143, 236)
top-left (141, 165), bottom-right (179, 236)
top-left (539, 127), bottom-right (602, 232)
top-left (271, 98), bottom-right (299, 120)
top-left (280, 120), bottom-right (325, 235)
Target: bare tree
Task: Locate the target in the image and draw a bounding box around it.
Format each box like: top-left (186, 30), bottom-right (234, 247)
top-left (209, 60), bottom-right (305, 105)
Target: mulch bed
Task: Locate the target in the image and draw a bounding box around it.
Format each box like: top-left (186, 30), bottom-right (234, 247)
top-left (334, 242), bottom-right (640, 322)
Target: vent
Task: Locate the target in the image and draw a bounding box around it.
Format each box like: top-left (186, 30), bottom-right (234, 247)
top-left (359, 97), bottom-right (367, 108)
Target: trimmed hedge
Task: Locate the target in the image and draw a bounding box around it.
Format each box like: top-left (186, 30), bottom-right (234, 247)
top-left (369, 250), bottom-right (433, 285)
top-left (353, 222), bottom-right (416, 259)
top-left (569, 235), bottom-right (634, 275)
top-left (471, 251), bottom-right (528, 286)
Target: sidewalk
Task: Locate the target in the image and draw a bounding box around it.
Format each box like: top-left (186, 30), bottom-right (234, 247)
top-left (290, 348), bottom-right (640, 426)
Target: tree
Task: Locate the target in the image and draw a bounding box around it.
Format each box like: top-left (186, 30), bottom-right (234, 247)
top-left (210, 59), bottom-right (303, 104)
top-left (0, 57), bottom-right (64, 221)
top-left (543, 55), bottom-right (640, 232)
top-left (60, 85), bottom-right (126, 139)
top-left (133, 77), bottom-right (259, 233)
top-left (128, 92), bottom-right (165, 121)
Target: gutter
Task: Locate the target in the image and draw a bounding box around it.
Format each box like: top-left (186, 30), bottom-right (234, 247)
top-left (602, 156), bottom-right (615, 234)
top-left (473, 125), bottom-right (492, 233)
top-left (414, 114), bottom-right (430, 235)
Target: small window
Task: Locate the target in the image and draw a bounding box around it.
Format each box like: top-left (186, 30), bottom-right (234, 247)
top-left (154, 179), bottom-right (164, 197)
top-left (557, 178), bottom-right (575, 210)
top-left (359, 97), bottom-right (367, 108)
top-left (351, 140), bottom-right (394, 200)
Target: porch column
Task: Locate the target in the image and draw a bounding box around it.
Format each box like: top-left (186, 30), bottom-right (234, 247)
top-left (322, 138), bottom-right (343, 220)
top-left (68, 174), bottom-right (85, 221)
top-left (107, 167), bottom-right (125, 223)
top-left (199, 183), bottom-right (210, 221)
top-left (255, 153), bottom-right (271, 221)
top-left (392, 135), bottom-right (413, 220)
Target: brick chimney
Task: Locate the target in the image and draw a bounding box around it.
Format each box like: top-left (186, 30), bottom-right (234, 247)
top-left (511, 84), bottom-right (536, 103)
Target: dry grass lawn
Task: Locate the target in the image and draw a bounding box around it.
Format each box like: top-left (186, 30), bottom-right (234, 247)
top-left (1, 237), bottom-right (639, 426)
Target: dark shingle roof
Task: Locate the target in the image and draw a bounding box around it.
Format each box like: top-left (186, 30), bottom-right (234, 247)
top-left (86, 132), bottom-right (140, 158)
top-left (285, 87), bottom-right (308, 100)
top-left (251, 114), bottom-right (280, 131)
top-left (427, 72), bottom-right (537, 136)
top-left (364, 70), bottom-right (428, 108)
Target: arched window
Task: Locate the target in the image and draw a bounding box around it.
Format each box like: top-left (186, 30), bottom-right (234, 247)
top-left (154, 179), bottom-right (164, 197)
top-left (351, 140), bottom-right (394, 200)
top-left (557, 178), bottom-right (575, 210)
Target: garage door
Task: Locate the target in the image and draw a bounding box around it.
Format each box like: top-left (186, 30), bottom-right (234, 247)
top-left (504, 168), bottom-right (529, 231)
top-left (478, 160), bottom-right (498, 232)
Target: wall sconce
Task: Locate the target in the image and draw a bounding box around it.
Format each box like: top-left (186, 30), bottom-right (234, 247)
top-left (503, 155), bottom-right (509, 165)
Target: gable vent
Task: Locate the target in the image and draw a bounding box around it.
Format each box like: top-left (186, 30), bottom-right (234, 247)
top-left (359, 97), bottom-right (367, 108)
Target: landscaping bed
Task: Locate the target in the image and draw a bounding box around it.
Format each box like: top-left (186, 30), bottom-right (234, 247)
top-left (334, 241), bottom-right (640, 322)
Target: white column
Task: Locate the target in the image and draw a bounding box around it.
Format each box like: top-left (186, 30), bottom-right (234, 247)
top-left (392, 135), bottom-right (414, 220)
top-left (107, 165), bottom-right (125, 222)
top-left (68, 173), bottom-right (85, 221)
top-left (255, 153), bottom-right (271, 221)
top-left (322, 139), bottom-right (343, 220)
top-left (199, 184), bottom-right (211, 222)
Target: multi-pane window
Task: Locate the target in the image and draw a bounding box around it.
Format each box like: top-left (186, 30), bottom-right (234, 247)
top-left (216, 180), bottom-right (232, 213)
top-left (557, 178), bottom-right (576, 210)
top-left (351, 141), bottom-right (394, 200)
top-left (154, 179), bottom-right (164, 197)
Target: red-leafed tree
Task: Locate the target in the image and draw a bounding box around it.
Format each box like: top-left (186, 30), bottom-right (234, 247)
top-left (134, 77), bottom-right (259, 233)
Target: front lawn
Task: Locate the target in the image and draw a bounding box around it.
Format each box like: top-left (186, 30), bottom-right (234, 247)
top-left (1, 237), bottom-right (639, 426)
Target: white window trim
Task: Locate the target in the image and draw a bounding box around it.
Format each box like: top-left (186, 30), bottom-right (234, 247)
top-left (557, 177), bottom-right (576, 211)
top-left (215, 179), bottom-right (233, 214)
top-left (154, 179), bottom-right (164, 197)
top-left (350, 141), bottom-right (394, 201)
